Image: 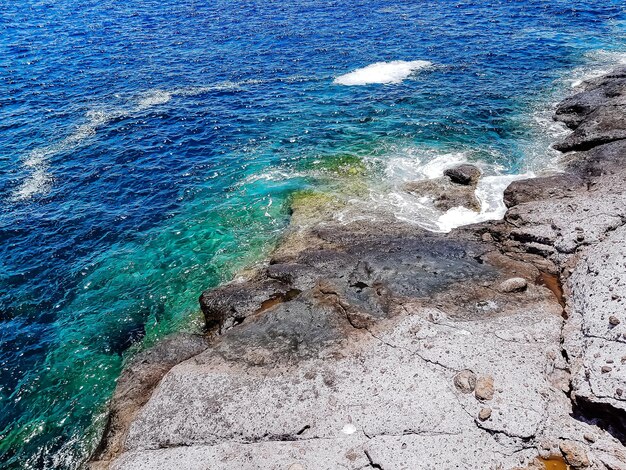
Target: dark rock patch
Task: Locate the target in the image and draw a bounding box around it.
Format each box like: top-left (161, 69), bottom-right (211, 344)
top-left (444, 164), bottom-right (482, 185)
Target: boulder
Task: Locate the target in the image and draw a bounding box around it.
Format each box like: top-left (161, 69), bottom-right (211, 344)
top-left (444, 164), bottom-right (482, 185)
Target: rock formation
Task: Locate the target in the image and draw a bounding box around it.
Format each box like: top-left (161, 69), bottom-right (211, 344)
top-left (91, 68), bottom-right (626, 469)
top-left (404, 163), bottom-right (482, 212)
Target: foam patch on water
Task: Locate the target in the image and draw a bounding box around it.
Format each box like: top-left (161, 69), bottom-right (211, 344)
top-left (11, 108), bottom-right (126, 201)
top-left (436, 172), bottom-right (533, 232)
top-left (334, 60), bottom-right (432, 86)
top-left (375, 169), bottom-right (534, 232)
top-left (565, 50), bottom-right (626, 89)
top-left (348, 148), bottom-right (537, 232)
top-left (137, 90), bottom-right (172, 108)
top-left (11, 79), bottom-right (283, 201)
top-left (12, 167), bottom-right (53, 201)
top-left (385, 151), bottom-right (468, 181)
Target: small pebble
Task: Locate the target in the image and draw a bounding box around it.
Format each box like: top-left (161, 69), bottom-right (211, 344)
top-left (453, 370), bottom-right (477, 394)
top-left (609, 315), bottom-right (621, 326)
top-left (475, 375), bottom-right (495, 401)
top-left (601, 366), bottom-right (612, 373)
top-left (583, 433), bottom-right (596, 443)
top-left (478, 407), bottom-right (492, 421)
top-left (616, 388), bottom-right (623, 397)
top-left (497, 277), bottom-right (528, 293)
top-left (341, 423), bottom-right (357, 435)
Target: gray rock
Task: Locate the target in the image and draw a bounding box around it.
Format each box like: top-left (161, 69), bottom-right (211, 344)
top-left (553, 67), bottom-right (626, 152)
top-left (503, 174), bottom-right (585, 208)
top-left (110, 437), bottom-right (369, 470)
top-left (561, 139), bottom-right (626, 178)
top-left (91, 333), bottom-right (209, 464)
top-left (444, 164), bottom-right (482, 185)
top-left (554, 67), bottom-right (626, 129)
top-left (560, 440), bottom-right (590, 468)
top-left (563, 225), bottom-right (626, 415)
top-left (554, 105), bottom-right (626, 152)
top-left (454, 369), bottom-right (477, 393)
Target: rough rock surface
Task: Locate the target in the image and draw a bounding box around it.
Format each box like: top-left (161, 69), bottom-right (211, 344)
top-left (554, 67), bottom-right (626, 151)
top-left (91, 70), bottom-right (626, 469)
top-left (564, 224), bottom-right (626, 415)
top-left (91, 334), bottom-right (210, 469)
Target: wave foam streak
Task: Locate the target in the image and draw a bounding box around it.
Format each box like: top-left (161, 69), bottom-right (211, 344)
top-left (10, 83), bottom-right (241, 202)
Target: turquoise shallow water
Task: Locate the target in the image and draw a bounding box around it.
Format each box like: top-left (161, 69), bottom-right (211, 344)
top-left (1, 0), bottom-right (626, 467)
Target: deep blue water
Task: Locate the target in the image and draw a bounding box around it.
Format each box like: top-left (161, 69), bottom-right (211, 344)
top-left (1, 0), bottom-right (625, 467)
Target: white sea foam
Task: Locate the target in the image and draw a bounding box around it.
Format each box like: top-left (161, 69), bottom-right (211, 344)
top-left (334, 60), bottom-right (432, 86)
top-left (11, 88), bottom-right (180, 201)
top-left (171, 83), bottom-right (240, 96)
top-left (11, 108), bottom-right (126, 201)
top-left (239, 168), bottom-right (308, 186)
top-left (11, 76), bottom-right (320, 201)
top-left (564, 50), bottom-right (626, 89)
top-left (337, 146), bottom-right (539, 233)
top-left (13, 79), bottom-right (276, 201)
top-left (374, 167), bottom-right (534, 233)
top-left (435, 172), bottom-right (533, 232)
top-left (385, 151), bottom-right (468, 181)
top-left (12, 167), bottom-right (53, 201)
top-left (137, 90), bottom-right (172, 108)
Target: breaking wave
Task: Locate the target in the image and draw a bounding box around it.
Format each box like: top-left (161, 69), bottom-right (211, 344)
top-left (333, 60), bottom-right (432, 86)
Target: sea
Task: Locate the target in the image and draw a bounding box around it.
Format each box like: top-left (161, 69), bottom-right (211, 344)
top-left (1, 0), bottom-right (625, 467)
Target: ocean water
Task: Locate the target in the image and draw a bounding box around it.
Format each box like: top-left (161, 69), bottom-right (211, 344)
top-left (1, 0), bottom-right (625, 467)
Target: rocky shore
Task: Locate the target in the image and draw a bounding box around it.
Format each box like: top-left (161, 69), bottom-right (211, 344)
top-left (91, 68), bottom-right (626, 469)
